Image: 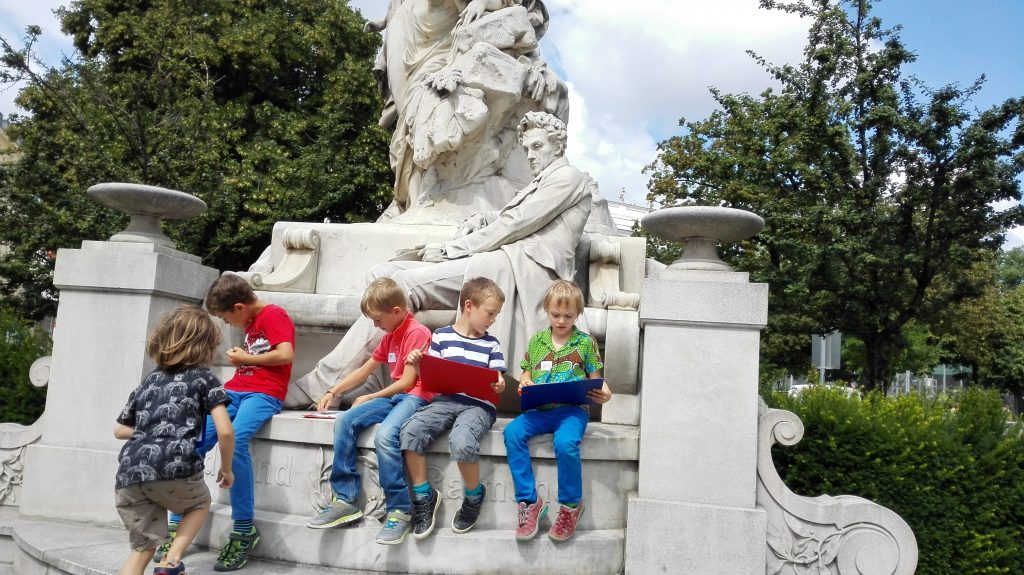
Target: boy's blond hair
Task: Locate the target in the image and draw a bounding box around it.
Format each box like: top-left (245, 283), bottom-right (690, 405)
top-left (542, 279), bottom-right (584, 315)
top-left (459, 277), bottom-right (505, 310)
top-left (147, 305), bottom-right (221, 370)
top-left (205, 273), bottom-right (257, 313)
top-left (361, 277), bottom-right (408, 316)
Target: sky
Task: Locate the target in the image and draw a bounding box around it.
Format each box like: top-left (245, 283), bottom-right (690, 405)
top-left (2, 0), bottom-right (1022, 243)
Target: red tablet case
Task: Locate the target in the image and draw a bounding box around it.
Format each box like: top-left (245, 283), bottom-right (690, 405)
top-left (418, 354), bottom-right (501, 404)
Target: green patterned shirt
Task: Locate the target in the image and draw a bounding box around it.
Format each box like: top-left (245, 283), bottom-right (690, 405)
top-left (520, 327), bottom-right (603, 383)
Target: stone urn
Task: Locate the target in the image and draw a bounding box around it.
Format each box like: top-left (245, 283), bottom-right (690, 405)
top-left (87, 182), bottom-right (207, 248)
top-left (640, 206), bottom-right (764, 271)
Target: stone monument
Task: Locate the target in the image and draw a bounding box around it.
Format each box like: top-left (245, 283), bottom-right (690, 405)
top-left (372, 0), bottom-right (569, 225)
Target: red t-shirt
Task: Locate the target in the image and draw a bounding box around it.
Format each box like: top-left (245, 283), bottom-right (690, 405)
top-left (226, 304), bottom-right (295, 401)
top-left (371, 312), bottom-right (433, 401)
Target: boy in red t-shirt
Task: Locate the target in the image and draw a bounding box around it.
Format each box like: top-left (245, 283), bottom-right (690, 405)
top-left (305, 277), bottom-right (434, 546)
top-left (159, 274), bottom-right (295, 572)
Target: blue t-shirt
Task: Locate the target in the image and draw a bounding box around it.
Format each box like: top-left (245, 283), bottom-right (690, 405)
top-left (115, 367), bottom-right (229, 489)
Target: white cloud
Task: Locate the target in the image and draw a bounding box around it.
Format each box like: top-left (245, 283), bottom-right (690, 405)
top-left (540, 0), bottom-right (808, 205)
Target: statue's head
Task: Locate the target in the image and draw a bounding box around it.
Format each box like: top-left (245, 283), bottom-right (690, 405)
top-left (518, 111), bottom-right (567, 176)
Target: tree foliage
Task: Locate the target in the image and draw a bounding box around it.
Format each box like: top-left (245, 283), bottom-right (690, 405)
top-left (645, 0), bottom-right (1024, 391)
top-left (0, 308), bottom-right (50, 424)
top-left (935, 250), bottom-right (1024, 403)
top-left (0, 0), bottom-right (393, 319)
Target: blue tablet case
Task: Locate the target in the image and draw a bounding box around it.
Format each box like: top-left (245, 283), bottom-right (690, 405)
top-left (519, 378), bottom-right (603, 411)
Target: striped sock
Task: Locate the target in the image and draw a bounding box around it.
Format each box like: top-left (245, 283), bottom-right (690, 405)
top-left (233, 519), bottom-right (255, 534)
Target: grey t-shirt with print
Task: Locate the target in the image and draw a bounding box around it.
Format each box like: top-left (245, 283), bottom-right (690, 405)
top-left (115, 367), bottom-right (230, 489)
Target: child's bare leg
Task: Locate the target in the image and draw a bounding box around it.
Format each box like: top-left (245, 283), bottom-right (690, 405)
top-left (457, 461), bottom-right (480, 491)
top-left (119, 548), bottom-right (156, 575)
top-left (405, 450), bottom-right (428, 485)
top-left (160, 506), bottom-right (209, 566)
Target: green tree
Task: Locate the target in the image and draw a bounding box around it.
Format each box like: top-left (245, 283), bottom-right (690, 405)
top-left (0, 0), bottom-right (392, 319)
top-left (937, 254), bottom-right (1024, 407)
top-left (0, 308), bottom-right (50, 424)
top-left (645, 0), bottom-right (1024, 391)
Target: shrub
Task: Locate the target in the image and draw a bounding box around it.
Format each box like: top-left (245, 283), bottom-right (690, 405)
top-left (766, 387), bottom-right (1023, 575)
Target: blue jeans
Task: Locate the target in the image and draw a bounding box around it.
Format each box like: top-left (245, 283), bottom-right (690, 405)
top-left (173, 390), bottom-right (282, 524)
top-left (503, 406), bottom-right (588, 505)
top-left (331, 394), bottom-right (427, 513)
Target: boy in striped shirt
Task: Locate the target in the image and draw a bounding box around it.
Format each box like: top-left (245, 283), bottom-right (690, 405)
top-left (401, 277), bottom-right (507, 538)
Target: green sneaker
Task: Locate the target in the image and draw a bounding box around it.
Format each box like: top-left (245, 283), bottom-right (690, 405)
top-left (153, 529), bottom-right (176, 564)
top-left (214, 527), bottom-right (260, 572)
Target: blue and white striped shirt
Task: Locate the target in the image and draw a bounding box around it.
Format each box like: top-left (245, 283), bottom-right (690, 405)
top-left (429, 326), bottom-right (506, 408)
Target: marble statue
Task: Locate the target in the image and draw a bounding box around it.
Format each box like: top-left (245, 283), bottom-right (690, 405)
top-left (369, 0), bottom-right (568, 224)
top-left (293, 111), bottom-right (593, 405)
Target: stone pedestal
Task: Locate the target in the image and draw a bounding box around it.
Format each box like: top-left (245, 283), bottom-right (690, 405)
top-left (625, 268), bottom-right (768, 573)
top-left (20, 241), bottom-right (218, 524)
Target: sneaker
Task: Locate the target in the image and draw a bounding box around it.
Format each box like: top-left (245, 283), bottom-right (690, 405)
top-left (375, 510), bottom-right (413, 545)
top-left (411, 488), bottom-right (441, 539)
top-left (515, 497), bottom-right (548, 542)
top-left (451, 485), bottom-right (486, 534)
top-left (548, 501), bottom-right (585, 543)
top-left (152, 529), bottom-right (176, 564)
top-left (214, 527), bottom-right (261, 572)
top-left (306, 498), bottom-right (363, 529)
top-left (153, 560), bottom-right (186, 575)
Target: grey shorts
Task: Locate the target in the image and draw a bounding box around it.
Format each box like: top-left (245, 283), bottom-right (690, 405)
top-left (400, 396), bottom-right (496, 463)
top-left (114, 473), bottom-right (211, 551)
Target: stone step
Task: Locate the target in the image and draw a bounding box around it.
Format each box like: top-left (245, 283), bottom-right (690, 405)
top-left (5, 505), bottom-right (623, 575)
top-left (4, 510), bottom-right (372, 575)
top-left (195, 503), bottom-right (624, 574)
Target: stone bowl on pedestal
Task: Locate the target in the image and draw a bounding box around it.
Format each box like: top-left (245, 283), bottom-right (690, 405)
top-left (87, 182), bottom-right (207, 249)
top-left (640, 206), bottom-right (764, 271)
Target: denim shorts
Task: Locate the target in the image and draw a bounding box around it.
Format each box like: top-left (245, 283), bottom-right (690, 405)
top-left (400, 395), bottom-right (496, 462)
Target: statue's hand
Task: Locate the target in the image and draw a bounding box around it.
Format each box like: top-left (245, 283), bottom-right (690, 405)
top-left (419, 243), bottom-right (447, 263)
top-left (424, 67), bottom-right (463, 94)
top-left (457, 213), bottom-right (488, 237)
top-left (460, 0), bottom-right (490, 25)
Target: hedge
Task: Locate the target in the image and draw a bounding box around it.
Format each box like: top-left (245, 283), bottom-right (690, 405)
top-left (766, 387), bottom-right (1023, 575)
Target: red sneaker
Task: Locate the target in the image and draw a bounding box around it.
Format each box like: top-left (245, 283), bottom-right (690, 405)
top-left (548, 501), bottom-right (585, 542)
top-left (515, 497), bottom-right (548, 542)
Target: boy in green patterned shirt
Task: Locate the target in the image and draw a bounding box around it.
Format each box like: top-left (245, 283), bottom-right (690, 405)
top-left (502, 280), bottom-right (612, 543)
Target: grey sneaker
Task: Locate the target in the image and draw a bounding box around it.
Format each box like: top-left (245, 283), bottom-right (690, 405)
top-left (375, 510), bottom-right (412, 545)
top-left (411, 488), bottom-right (441, 539)
top-left (306, 498), bottom-right (363, 529)
top-left (451, 484), bottom-right (486, 534)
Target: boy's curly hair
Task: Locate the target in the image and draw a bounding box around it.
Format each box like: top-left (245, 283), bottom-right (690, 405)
top-left (147, 305), bottom-right (221, 370)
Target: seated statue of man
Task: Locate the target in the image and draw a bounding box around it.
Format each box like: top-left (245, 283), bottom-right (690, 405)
top-left (294, 111), bottom-right (593, 406)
